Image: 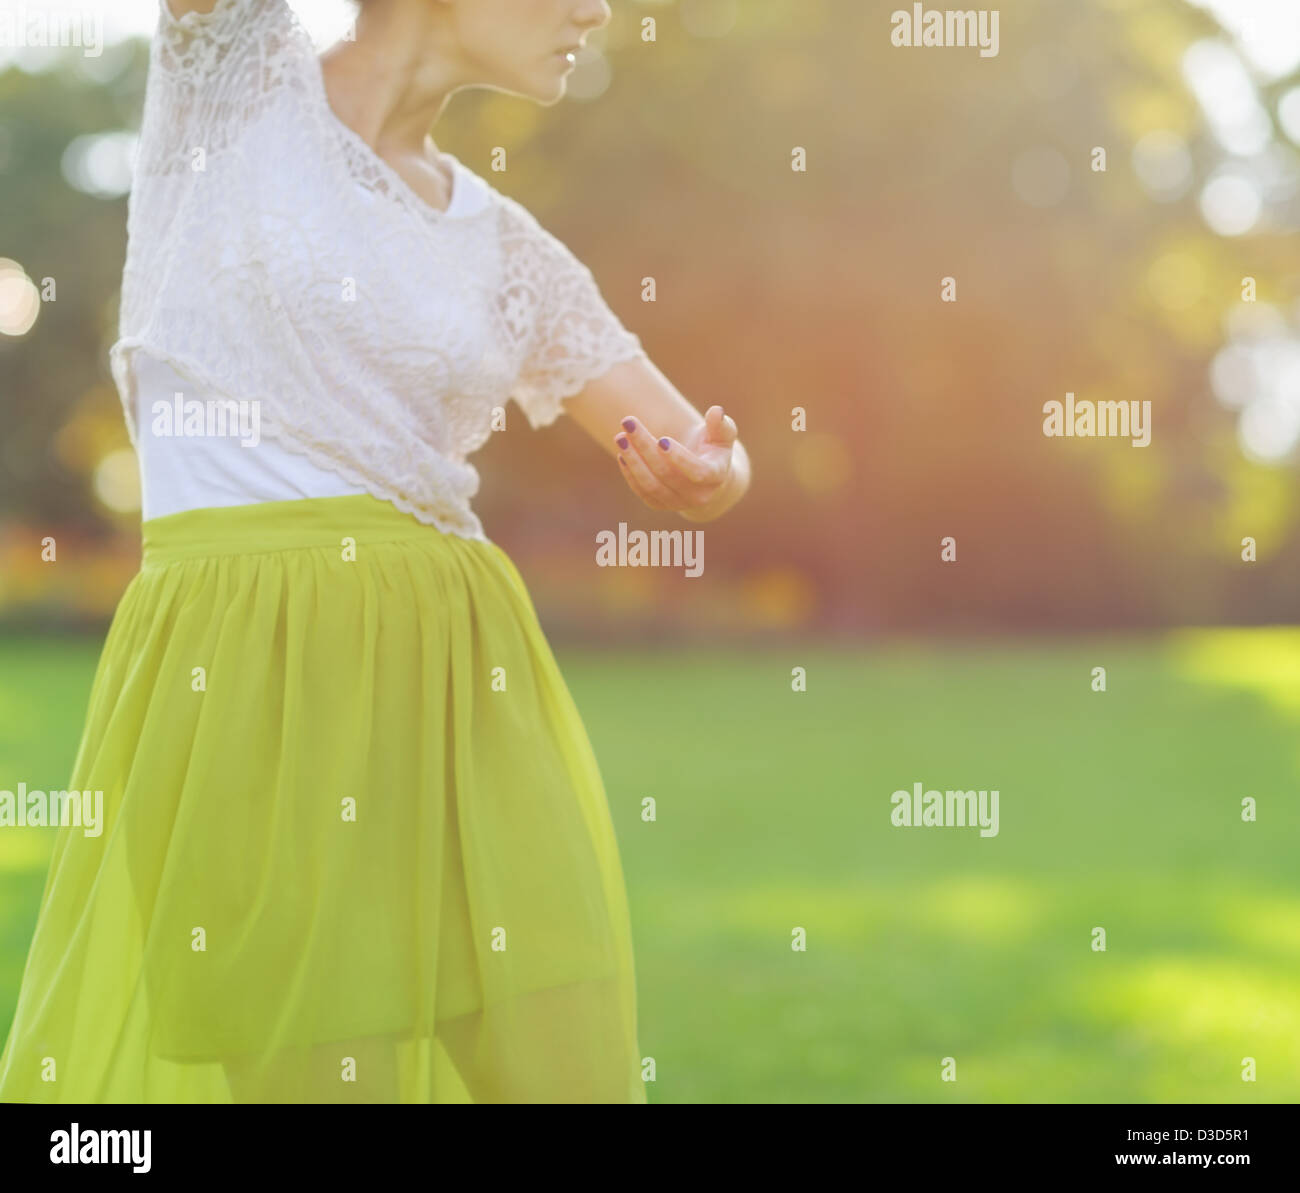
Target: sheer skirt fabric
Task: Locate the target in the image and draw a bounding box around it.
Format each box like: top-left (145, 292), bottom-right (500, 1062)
top-left (0, 494), bottom-right (643, 1103)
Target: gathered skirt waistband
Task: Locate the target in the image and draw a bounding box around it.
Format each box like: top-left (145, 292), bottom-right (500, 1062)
top-left (140, 493), bottom-right (488, 565)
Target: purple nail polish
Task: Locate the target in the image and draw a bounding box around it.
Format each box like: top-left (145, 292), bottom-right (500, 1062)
top-left (658, 438), bottom-right (670, 451)
top-left (621, 417), bottom-right (636, 432)
top-left (616, 435), bottom-right (629, 449)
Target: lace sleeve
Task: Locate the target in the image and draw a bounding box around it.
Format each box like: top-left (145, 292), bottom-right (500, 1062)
top-left (155, 0), bottom-right (281, 79)
top-left (501, 197), bottom-right (647, 431)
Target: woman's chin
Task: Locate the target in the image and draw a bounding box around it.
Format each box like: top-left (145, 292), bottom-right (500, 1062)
top-left (494, 70), bottom-right (566, 106)
top-left (531, 77), bottom-right (568, 106)
top-left (536, 56), bottom-right (575, 101)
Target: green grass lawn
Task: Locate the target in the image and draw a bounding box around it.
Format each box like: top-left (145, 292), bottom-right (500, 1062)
top-left (2, 630), bottom-right (1298, 1102)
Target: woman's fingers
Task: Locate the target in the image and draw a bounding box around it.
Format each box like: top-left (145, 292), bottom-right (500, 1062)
top-left (613, 410), bottom-right (739, 513)
top-left (617, 429), bottom-right (679, 508)
top-left (616, 416), bottom-right (698, 503)
top-left (617, 454), bottom-right (670, 509)
top-left (653, 436), bottom-right (731, 486)
top-left (701, 405), bottom-right (738, 448)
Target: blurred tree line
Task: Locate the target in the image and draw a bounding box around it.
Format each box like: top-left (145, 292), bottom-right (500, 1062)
top-left (1, 0), bottom-right (1298, 634)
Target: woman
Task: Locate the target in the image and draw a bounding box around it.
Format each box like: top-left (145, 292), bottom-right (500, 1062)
top-left (0, 0), bottom-right (749, 1104)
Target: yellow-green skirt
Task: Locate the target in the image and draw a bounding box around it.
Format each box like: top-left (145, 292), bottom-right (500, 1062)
top-left (0, 494), bottom-right (644, 1103)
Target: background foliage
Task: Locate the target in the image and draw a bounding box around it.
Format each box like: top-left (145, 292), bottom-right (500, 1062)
top-left (2, 0), bottom-right (1298, 633)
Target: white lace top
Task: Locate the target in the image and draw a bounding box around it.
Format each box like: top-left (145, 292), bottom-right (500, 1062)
top-left (111, 0), bottom-right (647, 541)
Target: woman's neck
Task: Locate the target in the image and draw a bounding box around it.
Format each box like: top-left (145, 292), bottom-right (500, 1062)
top-left (318, 0), bottom-right (463, 159)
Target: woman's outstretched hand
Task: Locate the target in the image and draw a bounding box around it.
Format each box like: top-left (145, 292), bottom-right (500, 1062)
top-left (613, 404), bottom-right (749, 521)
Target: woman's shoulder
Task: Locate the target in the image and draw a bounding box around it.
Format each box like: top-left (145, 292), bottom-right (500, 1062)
top-left (453, 163), bottom-right (567, 252)
top-left (438, 156), bottom-right (551, 252)
top-left (445, 157), bottom-right (516, 214)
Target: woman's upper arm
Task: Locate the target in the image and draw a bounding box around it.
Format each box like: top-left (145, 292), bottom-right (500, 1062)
top-left (563, 354), bottom-right (708, 458)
